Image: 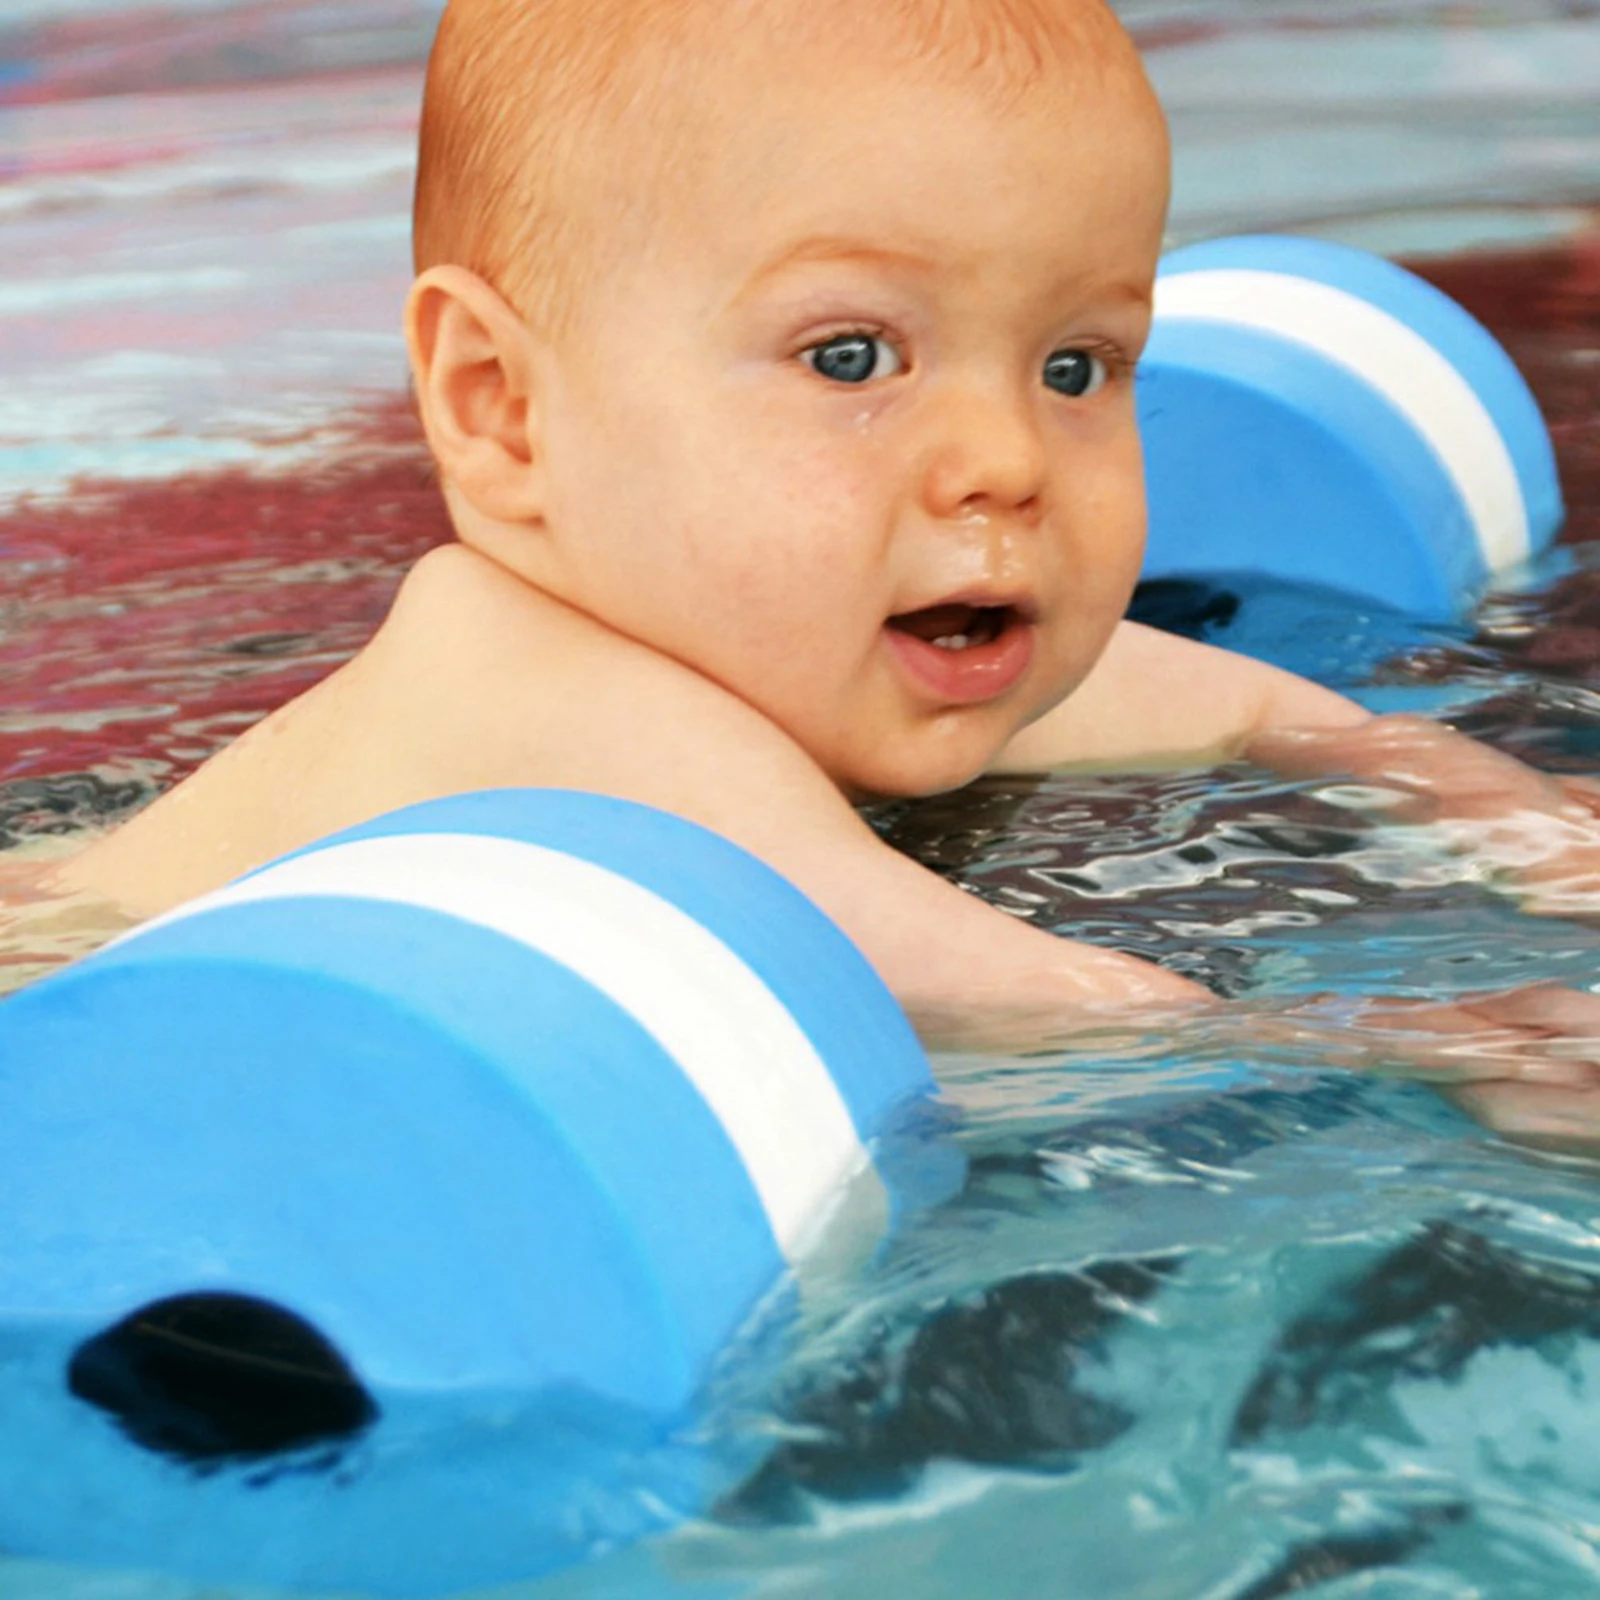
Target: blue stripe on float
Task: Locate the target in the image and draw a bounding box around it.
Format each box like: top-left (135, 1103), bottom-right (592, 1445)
top-left (56, 896), bottom-right (782, 1405)
top-left (1139, 316), bottom-right (1481, 617)
top-left (1159, 235), bottom-right (1563, 548)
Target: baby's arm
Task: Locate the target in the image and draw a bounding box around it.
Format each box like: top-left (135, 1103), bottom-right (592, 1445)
top-left (1245, 715), bottom-right (1600, 915)
top-left (993, 619), bottom-right (1370, 773)
top-left (998, 618), bottom-right (1600, 916)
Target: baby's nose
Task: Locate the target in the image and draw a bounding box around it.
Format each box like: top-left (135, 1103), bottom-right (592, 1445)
top-left (918, 383), bottom-right (1048, 523)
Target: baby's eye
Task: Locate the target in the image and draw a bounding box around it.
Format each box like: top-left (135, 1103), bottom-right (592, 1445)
top-left (803, 333), bottom-right (904, 385)
top-left (1042, 348), bottom-right (1107, 398)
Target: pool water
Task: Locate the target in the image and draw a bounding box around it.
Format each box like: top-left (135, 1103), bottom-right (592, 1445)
top-left (4, 0), bottom-right (1600, 1595)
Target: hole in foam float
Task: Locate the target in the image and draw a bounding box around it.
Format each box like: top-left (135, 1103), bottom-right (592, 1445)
top-left (68, 1292), bottom-right (378, 1467)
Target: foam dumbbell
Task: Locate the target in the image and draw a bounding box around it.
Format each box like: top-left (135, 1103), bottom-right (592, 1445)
top-left (1139, 234), bottom-right (1564, 620)
top-left (0, 788), bottom-right (933, 1595)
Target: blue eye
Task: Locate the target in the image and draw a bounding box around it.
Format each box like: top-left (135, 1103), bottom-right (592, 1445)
top-left (804, 333), bottom-right (903, 384)
top-left (1043, 348), bottom-right (1105, 398)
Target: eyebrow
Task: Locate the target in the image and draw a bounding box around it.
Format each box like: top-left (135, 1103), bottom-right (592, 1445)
top-left (741, 237), bottom-right (1156, 308)
top-left (740, 237), bottom-right (939, 293)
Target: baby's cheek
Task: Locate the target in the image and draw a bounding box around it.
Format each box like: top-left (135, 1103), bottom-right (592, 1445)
top-left (1060, 588), bottom-right (1126, 680)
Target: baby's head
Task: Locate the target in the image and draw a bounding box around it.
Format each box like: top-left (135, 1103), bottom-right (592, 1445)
top-left (407, 0), bottom-right (1170, 799)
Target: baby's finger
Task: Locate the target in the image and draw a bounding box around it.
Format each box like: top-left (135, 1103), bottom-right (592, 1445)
top-left (1445, 1079), bottom-right (1600, 1153)
top-left (1554, 773), bottom-right (1600, 818)
top-left (1451, 982), bottom-right (1600, 1035)
top-left (1249, 715), bottom-right (1575, 822)
top-left (1333, 986), bottom-right (1600, 1083)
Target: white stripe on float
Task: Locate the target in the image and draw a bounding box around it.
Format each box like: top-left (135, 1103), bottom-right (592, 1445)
top-left (140, 832), bottom-right (877, 1261)
top-left (1153, 268), bottom-right (1529, 572)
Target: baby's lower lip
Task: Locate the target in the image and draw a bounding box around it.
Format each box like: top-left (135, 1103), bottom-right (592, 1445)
top-left (883, 614), bottom-right (1035, 705)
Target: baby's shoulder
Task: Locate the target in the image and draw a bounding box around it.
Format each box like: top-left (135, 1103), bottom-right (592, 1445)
top-left (371, 542), bottom-right (766, 740)
top-left (377, 540), bottom-right (576, 667)
top-left (59, 542), bottom-right (844, 919)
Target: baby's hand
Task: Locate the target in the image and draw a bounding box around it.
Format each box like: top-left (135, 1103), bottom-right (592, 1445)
top-left (1290, 984), bottom-right (1600, 1153)
top-left (1247, 713), bottom-right (1600, 916)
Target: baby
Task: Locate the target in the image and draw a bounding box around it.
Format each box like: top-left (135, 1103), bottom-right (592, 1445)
top-left (55, 0), bottom-right (1600, 1072)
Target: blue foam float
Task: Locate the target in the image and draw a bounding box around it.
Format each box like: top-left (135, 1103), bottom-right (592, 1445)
top-left (1139, 234), bottom-right (1564, 620)
top-left (0, 789), bottom-right (933, 1594)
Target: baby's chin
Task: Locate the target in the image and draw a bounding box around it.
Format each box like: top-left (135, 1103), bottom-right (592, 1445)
top-left (825, 741), bottom-right (1005, 808)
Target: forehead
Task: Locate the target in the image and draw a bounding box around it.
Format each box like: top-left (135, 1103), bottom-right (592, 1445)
top-left (610, 21), bottom-right (1169, 288)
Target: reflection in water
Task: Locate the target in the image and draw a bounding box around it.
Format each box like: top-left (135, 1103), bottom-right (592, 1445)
top-left (0, 834), bottom-right (135, 994)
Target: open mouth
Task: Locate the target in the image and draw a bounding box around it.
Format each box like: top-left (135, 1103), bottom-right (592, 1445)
top-left (883, 600), bottom-right (1035, 704)
top-left (886, 602), bottom-right (1015, 651)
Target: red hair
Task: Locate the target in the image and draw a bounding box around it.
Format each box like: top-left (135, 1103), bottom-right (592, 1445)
top-left (413, 0), bottom-right (1133, 331)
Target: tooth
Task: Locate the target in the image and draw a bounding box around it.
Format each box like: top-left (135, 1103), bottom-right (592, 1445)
top-left (932, 634), bottom-right (971, 650)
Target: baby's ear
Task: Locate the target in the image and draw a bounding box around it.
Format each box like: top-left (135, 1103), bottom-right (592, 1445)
top-left (404, 266), bottom-right (548, 524)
